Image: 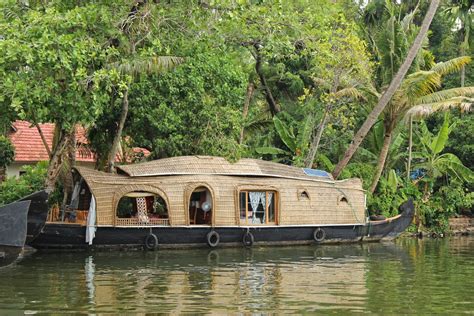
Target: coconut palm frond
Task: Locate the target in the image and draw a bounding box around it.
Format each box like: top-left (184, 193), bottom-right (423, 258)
top-left (363, 83), bottom-right (381, 98)
top-left (401, 6), bottom-right (418, 32)
top-left (244, 118), bottom-right (273, 131)
top-left (416, 86), bottom-right (474, 104)
top-left (332, 87), bottom-right (366, 100)
top-left (402, 71), bottom-right (441, 101)
top-left (431, 56), bottom-right (472, 76)
top-left (109, 56), bottom-right (184, 76)
top-left (405, 97), bottom-right (473, 120)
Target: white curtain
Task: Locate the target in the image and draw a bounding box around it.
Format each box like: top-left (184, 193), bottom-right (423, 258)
top-left (249, 192), bottom-right (265, 224)
top-left (70, 181), bottom-right (81, 209)
top-left (266, 192), bottom-right (274, 223)
top-left (86, 196), bottom-right (96, 245)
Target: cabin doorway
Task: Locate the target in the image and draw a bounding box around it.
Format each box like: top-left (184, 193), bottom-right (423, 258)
top-left (189, 186), bottom-right (213, 225)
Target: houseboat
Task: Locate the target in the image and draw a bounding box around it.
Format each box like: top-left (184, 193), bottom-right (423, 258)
top-left (27, 156), bottom-right (415, 250)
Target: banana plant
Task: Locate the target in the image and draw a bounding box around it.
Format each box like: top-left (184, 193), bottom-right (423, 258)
top-left (256, 114), bottom-right (312, 166)
top-left (413, 113), bottom-right (474, 200)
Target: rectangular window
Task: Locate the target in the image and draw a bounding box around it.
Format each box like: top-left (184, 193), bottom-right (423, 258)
top-left (239, 190), bottom-right (277, 225)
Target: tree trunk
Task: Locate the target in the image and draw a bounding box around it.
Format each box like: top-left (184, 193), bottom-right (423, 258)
top-left (369, 122), bottom-right (394, 193)
top-left (331, 0), bottom-right (440, 179)
top-left (31, 111), bottom-right (52, 158)
top-left (61, 128), bottom-right (76, 206)
top-left (407, 116), bottom-right (413, 181)
top-left (422, 181), bottom-right (431, 202)
top-left (304, 110), bottom-right (329, 168)
top-left (0, 167), bottom-right (5, 183)
top-left (254, 47), bottom-right (281, 116)
top-left (44, 128), bottom-right (73, 193)
top-left (34, 123), bottom-right (52, 158)
top-left (107, 88), bottom-right (129, 173)
top-left (305, 76), bottom-right (340, 168)
top-left (460, 25), bottom-right (468, 87)
top-left (240, 82), bottom-right (255, 144)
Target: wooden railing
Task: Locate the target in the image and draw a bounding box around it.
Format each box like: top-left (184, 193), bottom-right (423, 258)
top-left (115, 217), bottom-right (170, 226)
top-left (47, 204), bottom-right (88, 225)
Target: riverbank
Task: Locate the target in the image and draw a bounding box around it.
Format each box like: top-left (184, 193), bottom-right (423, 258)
top-left (449, 216), bottom-right (474, 235)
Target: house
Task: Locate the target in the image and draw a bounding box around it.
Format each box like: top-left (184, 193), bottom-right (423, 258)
top-left (5, 120), bottom-right (149, 178)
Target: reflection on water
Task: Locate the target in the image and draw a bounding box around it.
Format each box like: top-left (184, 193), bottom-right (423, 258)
top-left (1, 238), bottom-right (474, 314)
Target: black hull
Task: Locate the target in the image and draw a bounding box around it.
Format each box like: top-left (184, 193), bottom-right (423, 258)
top-left (363, 199), bottom-right (415, 242)
top-left (30, 225), bottom-right (363, 250)
top-left (19, 190), bottom-right (49, 243)
top-left (30, 200), bottom-right (415, 251)
top-left (0, 200), bottom-right (31, 248)
top-left (0, 200), bottom-right (30, 266)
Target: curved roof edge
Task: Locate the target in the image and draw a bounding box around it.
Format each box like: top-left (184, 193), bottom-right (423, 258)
top-left (115, 156), bottom-right (336, 180)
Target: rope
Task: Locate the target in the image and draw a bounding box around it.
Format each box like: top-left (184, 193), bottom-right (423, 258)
top-left (334, 186), bottom-right (364, 224)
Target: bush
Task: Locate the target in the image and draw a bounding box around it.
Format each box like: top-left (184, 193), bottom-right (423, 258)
top-left (437, 184), bottom-right (474, 215)
top-left (368, 180), bottom-right (422, 218)
top-left (417, 198), bottom-right (448, 233)
top-left (0, 161), bottom-right (48, 205)
top-left (344, 162), bottom-right (375, 190)
top-left (417, 183), bottom-right (474, 233)
top-left (0, 136), bottom-right (15, 169)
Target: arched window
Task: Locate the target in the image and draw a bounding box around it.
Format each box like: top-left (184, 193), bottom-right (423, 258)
top-left (188, 186), bottom-right (213, 225)
top-left (297, 189), bottom-right (310, 201)
top-left (116, 191), bottom-right (169, 226)
top-left (338, 195), bottom-right (349, 205)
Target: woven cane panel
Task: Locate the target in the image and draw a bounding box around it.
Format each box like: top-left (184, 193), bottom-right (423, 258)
top-left (74, 165), bottom-right (366, 227)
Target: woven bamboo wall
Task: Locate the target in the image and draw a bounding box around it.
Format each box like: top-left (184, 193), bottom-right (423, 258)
top-left (75, 167), bottom-right (366, 227)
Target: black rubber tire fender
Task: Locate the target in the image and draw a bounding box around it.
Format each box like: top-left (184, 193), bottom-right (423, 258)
top-left (145, 233), bottom-right (159, 250)
top-left (207, 230), bottom-right (220, 248)
top-left (242, 231), bottom-right (254, 247)
top-left (313, 228), bottom-right (326, 243)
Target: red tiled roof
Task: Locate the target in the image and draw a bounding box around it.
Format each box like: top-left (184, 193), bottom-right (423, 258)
top-left (9, 121), bottom-right (58, 162)
top-left (9, 121), bottom-right (150, 163)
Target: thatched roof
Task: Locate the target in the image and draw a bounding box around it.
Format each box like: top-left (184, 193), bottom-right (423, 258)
top-left (115, 156), bottom-right (335, 182)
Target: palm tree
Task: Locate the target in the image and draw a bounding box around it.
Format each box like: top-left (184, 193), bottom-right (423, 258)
top-left (443, 0), bottom-right (473, 87)
top-left (369, 56), bottom-right (474, 193)
top-left (332, 0), bottom-right (440, 179)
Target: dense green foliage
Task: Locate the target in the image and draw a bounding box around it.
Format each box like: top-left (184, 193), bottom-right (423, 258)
top-left (0, 0), bottom-right (472, 232)
top-left (0, 136), bottom-right (15, 169)
top-left (0, 161), bottom-right (48, 205)
top-left (128, 51), bottom-right (247, 159)
top-left (0, 3), bottom-right (121, 129)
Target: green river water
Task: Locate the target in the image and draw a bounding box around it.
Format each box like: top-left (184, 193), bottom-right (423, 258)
top-left (0, 237), bottom-right (473, 314)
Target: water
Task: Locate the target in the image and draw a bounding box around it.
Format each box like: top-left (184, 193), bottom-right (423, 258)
top-left (1, 237), bottom-right (474, 314)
